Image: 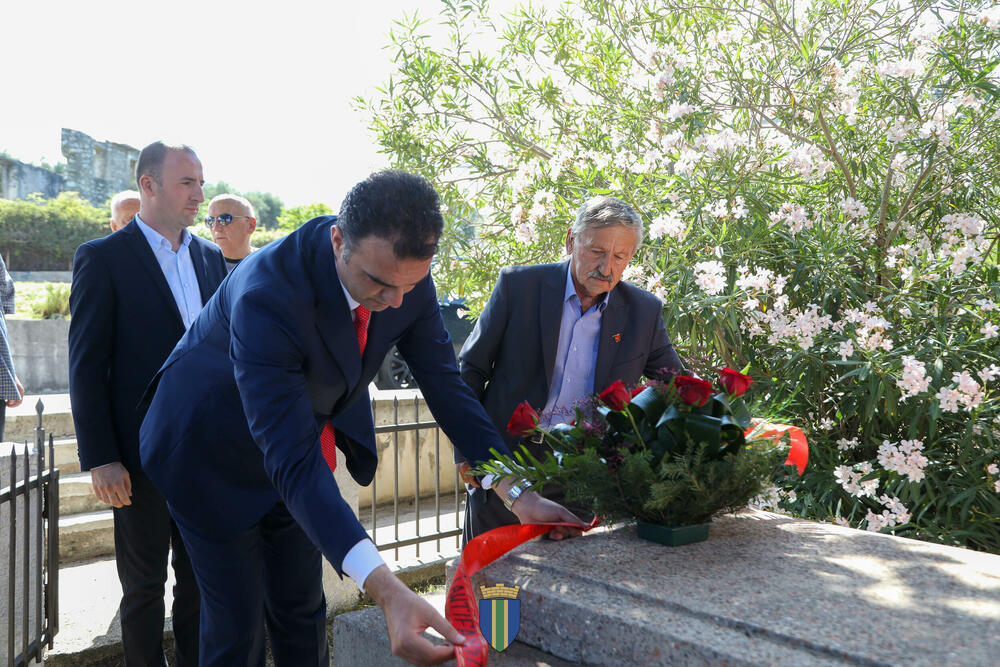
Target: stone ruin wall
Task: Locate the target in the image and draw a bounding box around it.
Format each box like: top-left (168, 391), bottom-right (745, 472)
top-left (59, 128), bottom-right (138, 206)
top-left (0, 156), bottom-right (63, 201)
top-left (0, 129), bottom-right (138, 206)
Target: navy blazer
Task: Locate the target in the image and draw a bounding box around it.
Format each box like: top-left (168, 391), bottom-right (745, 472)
top-left (458, 261), bottom-right (684, 455)
top-left (139, 216), bottom-right (509, 573)
top-left (68, 220), bottom-right (227, 473)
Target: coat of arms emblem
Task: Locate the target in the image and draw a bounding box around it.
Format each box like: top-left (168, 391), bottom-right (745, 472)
top-left (478, 583), bottom-right (521, 651)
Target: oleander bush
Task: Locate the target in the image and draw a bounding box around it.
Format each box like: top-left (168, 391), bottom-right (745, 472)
top-left (364, 0), bottom-right (1000, 551)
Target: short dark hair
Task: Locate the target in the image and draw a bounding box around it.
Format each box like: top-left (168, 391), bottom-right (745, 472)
top-left (135, 141), bottom-right (197, 187)
top-left (337, 171), bottom-right (443, 260)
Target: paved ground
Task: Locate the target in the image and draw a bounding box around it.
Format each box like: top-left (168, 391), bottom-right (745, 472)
top-left (45, 503), bottom-right (461, 665)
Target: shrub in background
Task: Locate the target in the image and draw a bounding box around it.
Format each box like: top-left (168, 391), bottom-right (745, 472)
top-left (0, 192), bottom-right (105, 270)
top-left (365, 0), bottom-right (1000, 551)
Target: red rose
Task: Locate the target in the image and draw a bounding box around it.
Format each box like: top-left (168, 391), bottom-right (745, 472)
top-left (599, 380), bottom-right (631, 411)
top-left (630, 383), bottom-right (647, 398)
top-left (674, 376), bottom-right (714, 407)
top-left (718, 368), bottom-right (753, 397)
top-left (507, 401), bottom-right (540, 436)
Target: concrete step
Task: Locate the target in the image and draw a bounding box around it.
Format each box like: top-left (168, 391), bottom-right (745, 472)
top-left (59, 471), bottom-right (104, 515)
top-left (53, 436), bottom-right (81, 474)
top-left (333, 592), bottom-right (581, 666)
top-left (3, 394), bottom-right (75, 443)
top-left (59, 509), bottom-right (115, 563)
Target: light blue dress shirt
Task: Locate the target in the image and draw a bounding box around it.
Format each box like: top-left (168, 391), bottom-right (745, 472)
top-left (135, 216), bottom-right (203, 330)
top-left (539, 266), bottom-right (610, 427)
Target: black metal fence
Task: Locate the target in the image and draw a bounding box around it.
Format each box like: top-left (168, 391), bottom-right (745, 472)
top-left (1, 401), bottom-right (59, 667)
top-left (365, 395), bottom-right (464, 560)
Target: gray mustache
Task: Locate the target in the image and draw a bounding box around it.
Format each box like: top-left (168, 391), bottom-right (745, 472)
top-left (588, 270), bottom-right (612, 282)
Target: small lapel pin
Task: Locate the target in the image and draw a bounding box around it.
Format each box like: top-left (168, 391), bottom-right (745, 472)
top-left (613, 333), bottom-right (622, 343)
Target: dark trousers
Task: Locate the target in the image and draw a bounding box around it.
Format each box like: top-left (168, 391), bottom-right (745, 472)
top-left (113, 470), bottom-right (200, 666)
top-left (175, 501), bottom-right (328, 667)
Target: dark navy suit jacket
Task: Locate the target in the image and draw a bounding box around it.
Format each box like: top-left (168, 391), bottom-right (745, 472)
top-left (68, 220), bottom-right (227, 473)
top-left (458, 261), bottom-right (684, 456)
top-left (139, 216), bottom-right (509, 574)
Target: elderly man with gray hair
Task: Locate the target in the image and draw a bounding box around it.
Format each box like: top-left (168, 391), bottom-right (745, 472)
top-left (456, 195), bottom-right (685, 542)
top-left (108, 190), bottom-right (141, 233)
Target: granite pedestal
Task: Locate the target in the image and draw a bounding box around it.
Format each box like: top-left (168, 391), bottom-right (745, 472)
top-left (468, 509), bottom-right (1000, 665)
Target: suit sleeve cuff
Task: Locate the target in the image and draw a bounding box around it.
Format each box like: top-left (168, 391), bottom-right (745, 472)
top-left (342, 538), bottom-right (386, 593)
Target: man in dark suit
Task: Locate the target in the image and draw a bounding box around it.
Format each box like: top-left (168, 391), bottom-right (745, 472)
top-left (458, 196), bottom-right (685, 542)
top-left (139, 171), bottom-right (583, 666)
top-left (69, 142), bottom-right (227, 666)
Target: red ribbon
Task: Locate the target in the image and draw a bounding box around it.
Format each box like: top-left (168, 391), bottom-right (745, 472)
top-left (746, 423), bottom-right (809, 475)
top-left (446, 519), bottom-right (600, 666)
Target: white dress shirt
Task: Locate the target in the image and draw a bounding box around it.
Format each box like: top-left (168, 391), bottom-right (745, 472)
top-left (134, 216), bottom-right (203, 329)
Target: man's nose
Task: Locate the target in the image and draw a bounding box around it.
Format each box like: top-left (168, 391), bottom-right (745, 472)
top-left (382, 286), bottom-right (405, 309)
top-left (193, 185), bottom-right (204, 203)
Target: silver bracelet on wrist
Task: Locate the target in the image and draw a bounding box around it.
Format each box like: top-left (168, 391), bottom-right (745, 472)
top-left (500, 481), bottom-right (528, 511)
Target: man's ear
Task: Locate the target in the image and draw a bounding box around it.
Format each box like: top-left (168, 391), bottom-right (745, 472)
top-left (330, 225), bottom-right (344, 258)
top-left (565, 228), bottom-right (575, 255)
top-left (248, 217), bottom-right (257, 234)
top-left (138, 174), bottom-right (156, 197)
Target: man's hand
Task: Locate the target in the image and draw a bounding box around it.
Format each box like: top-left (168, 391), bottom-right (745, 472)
top-left (91, 462), bottom-right (132, 508)
top-left (5, 375), bottom-right (24, 408)
top-left (365, 565), bottom-right (465, 665)
top-left (456, 461), bottom-right (480, 488)
top-left (496, 479), bottom-right (588, 541)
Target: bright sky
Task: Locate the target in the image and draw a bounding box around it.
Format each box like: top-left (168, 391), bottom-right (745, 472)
top-left (1, 0), bottom-right (532, 207)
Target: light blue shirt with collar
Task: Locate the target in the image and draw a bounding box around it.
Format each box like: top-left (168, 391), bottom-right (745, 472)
top-left (540, 265), bottom-right (610, 427)
top-left (134, 215), bottom-right (203, 330)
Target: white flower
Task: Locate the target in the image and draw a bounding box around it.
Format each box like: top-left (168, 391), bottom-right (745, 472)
top-left (841, 197), bottom-right (870, 220)
top-left (665, 101), bottom-right (696, 121)
top-left (978, 364), bottom-right (1000, 383)
top-left (621, 264), bottom-right (644, 284)
top-left (877, 439), bottom-right (928, 483)
top-left (770, 202), bottom-right (814, 234)
top-left (839, 340), bottom-right (854, 361)
top-left (837, 437), bottom-right (859, 451)
top-left (976, 6), bottom-right (1000, 30)
top-left (648, 211), bottom-right (686, 241)
top-left (834, 463), bottom-right (879, 498)
top-left (694, 260), bottom-right (727, 295)
top-left (981, 323), bottom-right (999, 339)
top-left (673, 149), bottom-right (701, 175)
top-left (514, 222), bottom-right (538, 245)
top-left (987, 463), bottom-right (999, 475)
top-left (708, 199), bottom-right (729, 219)
top-left (898, 356), bottom-right (931, 398)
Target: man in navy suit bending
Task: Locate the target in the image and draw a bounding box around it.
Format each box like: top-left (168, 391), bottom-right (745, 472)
top-left (69, 142), bottom-right (227, 665)
top-left (139, 171), bottom-right (583, 666)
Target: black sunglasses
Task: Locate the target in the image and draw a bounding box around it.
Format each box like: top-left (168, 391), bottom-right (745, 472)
top-left (205, 214), bottom-right (252, 228)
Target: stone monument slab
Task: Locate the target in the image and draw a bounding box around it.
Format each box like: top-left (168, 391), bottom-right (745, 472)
top-left (469, 510), bottom-right (1000, 665)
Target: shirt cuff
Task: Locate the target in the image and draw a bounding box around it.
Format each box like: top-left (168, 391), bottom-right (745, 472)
top-left (481, 473), bottom-right (497, 490)
top-left (342, 538), bottom-right (386, 593)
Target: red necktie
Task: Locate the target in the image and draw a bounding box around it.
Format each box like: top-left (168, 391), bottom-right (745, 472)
top-left (320, 305), bottom-right (370, 473)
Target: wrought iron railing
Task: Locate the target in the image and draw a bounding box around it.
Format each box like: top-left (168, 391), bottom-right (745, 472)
top-left (365, 395), bottom-right (464, 560)
top-left (1, 401), bottom-right (59, 667)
